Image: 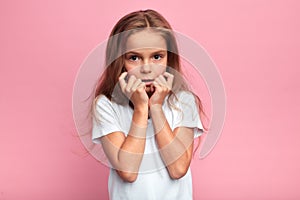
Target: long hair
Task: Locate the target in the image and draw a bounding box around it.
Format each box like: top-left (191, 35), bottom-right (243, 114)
top-left (94, 10), bottom-right (181, 100)
top-left (91, 9), bottom-right (208, 154)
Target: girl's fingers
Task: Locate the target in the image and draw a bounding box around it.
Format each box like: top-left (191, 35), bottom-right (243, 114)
top-left (154, 76), bottom-right (163, 85)
top-left (163, 72), bottom-right (174, 89)
top-left (152, 81), bottom-right (163, 92)
top-left (152, 79), bottom-right (160, 88)
top-left (163, 71), bottom-right (172, 77)
top-left (152, 81), bottom-right (159, 87)
top-left (155, 75), bottom-right (170, 91)
top-left (151, 83), bottom-right (155, 92)
top-left (158, 75), bottom-right (168, 85)
top-left (125, 75), bottom-right (136, 93)
top-left (131, 79), bottom-right (142, 91)
top-left (137, 82), bottom-right (146, 91)
top-left (119, 72), bottom-right (128, 92)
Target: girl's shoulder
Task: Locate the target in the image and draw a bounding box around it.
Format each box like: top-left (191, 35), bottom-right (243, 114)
top-left (174, 90), bottom-right (196, 101)
top-left (95, 94), bottom-right (129, 111)
top-left (95, 94), bottom-right (112, 107)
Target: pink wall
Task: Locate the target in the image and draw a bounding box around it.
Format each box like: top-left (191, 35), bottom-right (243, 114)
top-left (1, 0), bottom-right (299, 199)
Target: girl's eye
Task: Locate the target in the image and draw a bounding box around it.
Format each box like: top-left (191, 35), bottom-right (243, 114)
top-left (153, 54), bottom-right (163, 60)
top-left (129, 55), bottom-right (139, 61)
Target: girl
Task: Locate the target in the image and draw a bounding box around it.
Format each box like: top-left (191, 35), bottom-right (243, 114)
top-left (92, 9), bottom-right (205, 200)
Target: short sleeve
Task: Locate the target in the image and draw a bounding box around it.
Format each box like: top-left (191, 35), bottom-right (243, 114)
top-left (92, 95), bottom-right (123, 144)
top-left (173, 92), bottom-right (204, 138)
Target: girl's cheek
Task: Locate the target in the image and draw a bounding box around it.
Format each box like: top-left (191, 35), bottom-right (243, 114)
top-left (125, 64), bottom-right (140, 75)
top-left (124, 63), bottom-right (136, 72)
top-left (153, 65), bottom-right (167, 74)
top-left (125, 59), bottom-right (142, 67)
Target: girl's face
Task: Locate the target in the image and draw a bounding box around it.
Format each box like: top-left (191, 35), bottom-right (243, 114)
top-left (124, 30), bottom-right (168, 86)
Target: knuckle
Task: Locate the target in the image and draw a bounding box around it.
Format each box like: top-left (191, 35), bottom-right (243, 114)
top-left (125, 88), bottom-right (131, 93)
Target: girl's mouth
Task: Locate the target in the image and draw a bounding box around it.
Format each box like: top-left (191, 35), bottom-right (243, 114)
top-left (141, 79), bottom-right (155, 98)
top-left (142, 79), bottom-right (154, 85)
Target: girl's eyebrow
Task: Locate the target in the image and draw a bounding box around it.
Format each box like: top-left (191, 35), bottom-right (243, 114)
top-left (151, 50), bottom-right (167, 55)
top-left (125, 50), bottom-right (167, 55)
top-left (125, 51), bottom-right (141, 55)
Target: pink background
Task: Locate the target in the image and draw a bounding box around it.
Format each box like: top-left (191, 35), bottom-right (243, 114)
top-left (1, 0), bottom-right (299, 199)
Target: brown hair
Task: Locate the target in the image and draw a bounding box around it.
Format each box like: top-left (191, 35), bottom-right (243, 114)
top-left (91, 9), bottom-right (208, 154)
top-left (94, 10), bottom-right (182, 100)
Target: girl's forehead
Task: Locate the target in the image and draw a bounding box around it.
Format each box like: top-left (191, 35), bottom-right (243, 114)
top-left (125, 30), bottom-right (167, 51)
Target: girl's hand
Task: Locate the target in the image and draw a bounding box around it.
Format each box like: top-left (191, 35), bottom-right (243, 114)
top-left (119, 72), bottom-right (148, 108)
top-left (149, 72), bottom-right (174, 107)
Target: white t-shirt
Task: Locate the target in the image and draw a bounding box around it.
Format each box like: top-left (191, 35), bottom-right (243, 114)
top-left (92, 91), bottom-right (203, 200)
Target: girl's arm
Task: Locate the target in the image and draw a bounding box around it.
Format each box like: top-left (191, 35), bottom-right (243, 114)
top-left (149, 72), bottom-right (196, 179)
top-left (100, 105), bottom-right (148, 182)
top-left (150, 105), bottom-right (195, 179)
top-left (100, 72), bottom-right (149, 183)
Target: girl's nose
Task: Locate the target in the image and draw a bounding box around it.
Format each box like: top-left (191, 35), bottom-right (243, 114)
top-left (140, 63), bottom-right (152, 73)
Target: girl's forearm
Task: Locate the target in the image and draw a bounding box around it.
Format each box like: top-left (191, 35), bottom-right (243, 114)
top-left (116, 105), bottom-right (148, 181)
top-left (150, 105), bottom-right (193, 179)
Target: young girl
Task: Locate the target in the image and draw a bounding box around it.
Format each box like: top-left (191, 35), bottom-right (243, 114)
top-left (92, 9), bottom-right (205, 200)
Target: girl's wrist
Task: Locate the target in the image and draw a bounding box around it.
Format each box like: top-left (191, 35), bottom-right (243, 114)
top-left (149, 104), bottom-right (163, 111)
top-left (149, 104), bottom-right (166, 134)
top-left (133, 104), bottom-right (148, 128)
top-left (149, 104), bottom-right (163, 119)
top-left (134, 104), bottom-right (149, 114)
